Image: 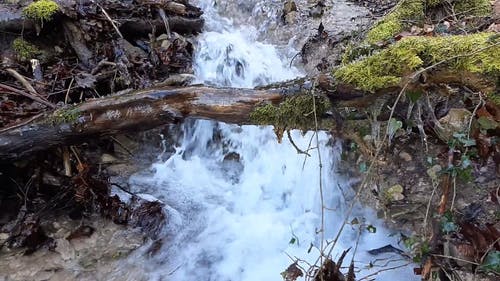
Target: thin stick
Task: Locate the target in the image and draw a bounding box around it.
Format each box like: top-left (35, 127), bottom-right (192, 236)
top-left (65, 77), bottom-right (75, 104)
top-left (70, 146), bottom-right (83, 167)
top-left (0, 112), bottom-right (44, 133)
top-left (110, 136), bottom-right (134, 156)
top-left (5, 68), bottom-right (39, 96)
top-left (431, 254), bottom-right (479, 265)
top-left (357, 262), bottom-right (413, 281)
top-left (0, 82), bottom-right (56, 108)
top-left (311, 79), bottom-right (326, 277)
top-left (287, 130), bottom-right (311, 156)
top-left (62, 146), bottom-right (72, 176)
top-left (94, 1), bottom-right (124, 38)
top-left (424, 177), bottom-right (439, 239)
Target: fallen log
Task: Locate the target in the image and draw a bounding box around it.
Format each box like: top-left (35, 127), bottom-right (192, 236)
top-left (3, 66), bottom-right (491, 161)
top-left (0, 81), bottom-right (329, 161)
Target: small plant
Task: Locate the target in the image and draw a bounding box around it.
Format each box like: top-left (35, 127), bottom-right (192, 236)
top-left (23, 0), bottom-right (59, 24)
top-left (403, 235), bottom-right (431, 263)
top-left (12, 38), bottom-right (41, 62)
top-left (440, 211), bottom-right (458, 234)
top-left (444, 132), bottom-right (476, 182)
top-left (50, 108), bottom-right (81, 125)
top-left (480, 250), bottom-right (500, 273)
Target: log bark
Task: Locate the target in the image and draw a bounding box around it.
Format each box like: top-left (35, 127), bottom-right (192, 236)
top-left (0, 83), bottom-right (314, 161)
top-left (1, 68), bottom-right (492, 161)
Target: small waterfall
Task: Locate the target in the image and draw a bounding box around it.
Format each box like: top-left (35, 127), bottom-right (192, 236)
top-left (127, 1), bottom-right (417, 280)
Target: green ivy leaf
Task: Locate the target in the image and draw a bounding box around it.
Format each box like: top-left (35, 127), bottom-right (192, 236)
top-left (477, 117), bottom-right (498, 130)
top-left (480, 251), bottom-right (500, 273)
top-left (388, 118), bottom-right (403, 137)
top-left (441, 221), bottom-right (458, 234)
top-left (359, 162), bottom-right (367, 173)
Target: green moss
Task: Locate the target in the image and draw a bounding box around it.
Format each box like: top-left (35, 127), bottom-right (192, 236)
top-left (425, 0), bottom-right (442, 7)
top-left (365, 0), bottom-right (425, 44)
top-left (454, 0), bottom-right (491, 17)
top-left (490, 92), bottom-right (500, 106)
top-left (335, 33), bottom-right (500, 92)
top-left (12, 38), bottom-right (41, 61)
top-left (50, 108), bottom-right (81, 124)
top-left (365, 0), bottom-right (491, 44)
top-left (249, 95), bottom-right (331, 131)
top-left (23, 0), bottom-right (59, 23)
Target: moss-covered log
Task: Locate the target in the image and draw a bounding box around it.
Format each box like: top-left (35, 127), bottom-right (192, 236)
top-left (335, 33), bottom-right (499, 95)
top-left (0, 83), bottom-right (331, 161)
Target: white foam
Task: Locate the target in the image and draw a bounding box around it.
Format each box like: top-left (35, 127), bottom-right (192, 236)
top-left (127, 0), bottom-right (418, 280)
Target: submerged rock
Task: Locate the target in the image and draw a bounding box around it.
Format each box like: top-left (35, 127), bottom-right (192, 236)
top-left (0, 215), bottom-right (146, 281)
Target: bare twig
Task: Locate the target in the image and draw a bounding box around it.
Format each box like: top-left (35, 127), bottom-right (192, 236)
top-left (5, 68), bottom-right (39, 96)
top-left (357, 262), bottom-right (413, 281)
top-left (70, 146), bottom-right (83, 167)
top-left (0, 112), bottom-right (44, 133)
top-left (310, 79), bottom-right (326, 278)
top-left (93, 1), bottom-right (124, 38)
top-left (0, 82), bottom-right (56, 108)
top-left (62, 146), bottom-right (72, 177)
top-left (64, 77), bottom-right (75, 104)
top-left (287, 130), bottom-right (311, 157)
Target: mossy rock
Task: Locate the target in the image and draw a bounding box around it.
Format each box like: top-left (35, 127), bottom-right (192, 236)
top-left (23, 0), bottom-right (59, 23)
top-left (335, 33), bottom-right (500, 93)
top-left (365, 0), bottom-right (425, 44)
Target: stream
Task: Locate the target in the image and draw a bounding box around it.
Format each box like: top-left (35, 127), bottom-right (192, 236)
top-left (124, 1), bottom-right (418, 280)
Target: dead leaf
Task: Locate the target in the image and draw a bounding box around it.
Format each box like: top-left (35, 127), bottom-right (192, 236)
top-left (281, 262), bottom-right (303, 281)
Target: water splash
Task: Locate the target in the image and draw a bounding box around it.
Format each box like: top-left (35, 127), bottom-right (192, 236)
top-left (127, 0), bottom-right (418, 280)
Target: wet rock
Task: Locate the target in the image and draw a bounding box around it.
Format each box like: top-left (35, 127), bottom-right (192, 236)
top-left (283, 1), bottom-right (297, 14)
top-left (66, 225), bottom-right (95, 241)
top-left (223, 151), bottom-right (240, 162)
top-left (0, 215), bottom-right (147, 281)
top-left (308, 1), bottom-right (325, 18)
top-left (100, 153), bottom-right (120, 164)
top-left (284, 11), bottom-right (297, 24)
top-left (159, 73), bottom-right (196, 86)
top-left (398, 151), bottom-right (412, 162)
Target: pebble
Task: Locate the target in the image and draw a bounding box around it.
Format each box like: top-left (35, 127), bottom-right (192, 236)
top-left (398, 151), bottom-right (412, 162)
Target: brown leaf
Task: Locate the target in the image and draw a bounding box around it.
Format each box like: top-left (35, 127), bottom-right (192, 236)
top-left (476, 133), bottom-right (492, 160)
top-left (459, 222), bottom-right (490, 254)
top-left (281, 262), bottom-right (303, 281)
top-left (455, 243), bottom-right (477, 260)
top-left (421, 258), bottom-right (433, 280)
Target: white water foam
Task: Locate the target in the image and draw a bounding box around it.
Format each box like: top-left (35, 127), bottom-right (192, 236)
top-left (127, 0), bottom-right (418, 280)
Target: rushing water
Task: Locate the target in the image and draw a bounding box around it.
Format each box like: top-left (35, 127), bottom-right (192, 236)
top-left (127, 1), bottom-right (418, 280)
